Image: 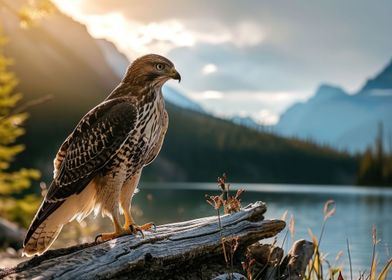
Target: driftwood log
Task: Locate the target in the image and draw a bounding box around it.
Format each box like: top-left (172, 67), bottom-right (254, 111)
top-left (0, 201), bottom-right (312, 280)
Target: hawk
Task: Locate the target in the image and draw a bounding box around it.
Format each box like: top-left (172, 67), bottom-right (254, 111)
top-left (23, 54), bottom-right (181, 256)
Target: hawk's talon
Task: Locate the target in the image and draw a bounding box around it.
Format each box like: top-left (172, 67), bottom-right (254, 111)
top-left (128, 222), bottom-right (155, 238)
top-left (94, 234), bottom-right (102, 243)
top-left (137, 228), bottom-right (145, 238)
top-left (129, 224), bottom-right (145, 238)
top-left (129, 225), bottom-right (144, 238)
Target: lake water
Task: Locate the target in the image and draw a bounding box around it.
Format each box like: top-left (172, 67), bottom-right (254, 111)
top-left (56, 183), bottom-right (392, 277)
top-left (133, 183), bottom-right (392, 276)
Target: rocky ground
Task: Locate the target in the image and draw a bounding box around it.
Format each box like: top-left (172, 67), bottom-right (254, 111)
top-left (0, 248), bottom-right (29, 269)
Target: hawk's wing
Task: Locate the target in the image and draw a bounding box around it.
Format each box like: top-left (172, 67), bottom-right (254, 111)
top-left (48, 99), bottom-right (138, 200)
top-left (24, 98), bottom-right (138, 245)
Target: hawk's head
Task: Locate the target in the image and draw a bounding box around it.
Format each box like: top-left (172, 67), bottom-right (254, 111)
top-left (124, 54), bottom-right (181, 87)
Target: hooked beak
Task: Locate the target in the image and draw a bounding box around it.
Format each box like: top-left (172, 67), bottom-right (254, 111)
top-left (169, 67), bottom-right (181, 83)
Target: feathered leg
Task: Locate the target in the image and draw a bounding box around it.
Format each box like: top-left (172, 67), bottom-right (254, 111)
top-left (95, 172), bottom-right (131, 242)
top-left (96, 212), bottom-right (124, 242)
top-left (120, 169), bottom-right (155, 237)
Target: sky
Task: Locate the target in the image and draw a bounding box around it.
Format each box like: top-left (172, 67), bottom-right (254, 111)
top-left (53, 0), bottom-right (392, 125)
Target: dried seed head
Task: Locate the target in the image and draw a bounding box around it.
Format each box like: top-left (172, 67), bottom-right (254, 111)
top-left (217, 173), bottom-right (228, 191)
top-left (224, 196), bottom-right (241, 214)
top-left (235, 188), bottom-right (244, 199)
top-left (205, 194), bottom-right (223, 210)
top-left (323, 200), bottom-right (336, 221)
top-left (289, 214), bottom-right (295, 239)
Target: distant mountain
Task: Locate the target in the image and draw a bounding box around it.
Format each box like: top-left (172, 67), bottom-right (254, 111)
top-left (1, 0), bottom-right (358, 185)
top-left (360, 59), bottom-right (392, 94)
top-left (96, 39), bottom-right (204, 112)
top-left (96, 39), bottom-right (129, 79)
top-left (162, 86), bottom-right (204, 112)
top-left (275, 60), bottom-right (392, 152)
top-left (231, 115), bottom-right (263, 131)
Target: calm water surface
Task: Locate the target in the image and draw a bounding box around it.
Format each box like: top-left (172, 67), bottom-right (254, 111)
top-left (132, 183), bottom-right (392, 276)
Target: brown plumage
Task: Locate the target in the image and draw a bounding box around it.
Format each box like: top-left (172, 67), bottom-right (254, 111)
top-left (23, 54), bottom-right (181, 256)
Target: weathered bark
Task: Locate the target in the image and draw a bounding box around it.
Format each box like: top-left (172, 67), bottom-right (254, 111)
top-left (212, 272), bottom-right (247, 280)
top-left (242, 239), bottom-right (314, 280)
top-left (247, 243), bottom-right (285, 280)
top-left (1, 201), bottom-right (285, 280)
top-left (281, 239), bottom-right (315, 280)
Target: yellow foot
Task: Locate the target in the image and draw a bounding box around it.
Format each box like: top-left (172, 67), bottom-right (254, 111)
top-left (94, 230), bottom-right (130, 243)
top-left (95, 223), bottom-right (156, 243)
top-left (128, 222), bottom-right (156, 238)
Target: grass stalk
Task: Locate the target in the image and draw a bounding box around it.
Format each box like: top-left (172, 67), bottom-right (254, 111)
top-left (347, 238), bottom-right (353, 280)
top-left (370, 225), bottom-right (377, 280)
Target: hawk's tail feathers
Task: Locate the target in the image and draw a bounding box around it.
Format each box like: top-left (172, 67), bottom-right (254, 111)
top-left (22, 181), bottom-right (97, 257)
top-left (23, 222), bottom-right (63, 257)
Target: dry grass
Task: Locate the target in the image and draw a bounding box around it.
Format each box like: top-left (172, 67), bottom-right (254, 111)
top-left (206, 174), bottom-right (391, 280)
top-left (205, 173), bottom-right (244, 280)
top-left (303, 201), bottom-right (391, 280)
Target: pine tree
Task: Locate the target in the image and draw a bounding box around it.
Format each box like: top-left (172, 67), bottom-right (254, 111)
top-left (0, 27), bottom-right (41, 228)
top-left (357, 122), bottom-right (392, 186)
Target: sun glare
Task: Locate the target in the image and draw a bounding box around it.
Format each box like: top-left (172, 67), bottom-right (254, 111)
top-left (52, 0), bottom-right (84, 18)
top-left (54, 0), bottom-right (196, 58)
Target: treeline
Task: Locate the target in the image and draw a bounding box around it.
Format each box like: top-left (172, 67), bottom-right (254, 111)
top-left (357, 123), bottom-right (392, 186)
top-left (145, 103), bottom-right (358, 184)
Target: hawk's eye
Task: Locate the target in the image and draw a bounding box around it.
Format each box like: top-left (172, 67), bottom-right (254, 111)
top-left (156, 63), bottom-right (165, 71)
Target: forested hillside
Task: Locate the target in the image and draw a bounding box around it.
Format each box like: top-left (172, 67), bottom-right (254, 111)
top-left (147, 104), bottom-right (358, 184)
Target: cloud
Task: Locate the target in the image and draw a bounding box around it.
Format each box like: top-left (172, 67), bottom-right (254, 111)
top-left (252, 109), bottom-right (279, 125)
top-left (54, 0), bottom-right (392, 92)
top-left (168, 42), bottom-right (320, 93)
top-left (199, 90), bottom-right (224, 100)
top-left (231, 22), bottom-right (264, 47)
top-left (54, 0), bottom-right (392, 91)
top-left (185, 89), bottom-right (310, 125)
top-left (51, 10), bottom-right (196, 58)
top-left (53, 0), bottom-right (392, 123)
top-left (201, 64), bottom-right (217, 75)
